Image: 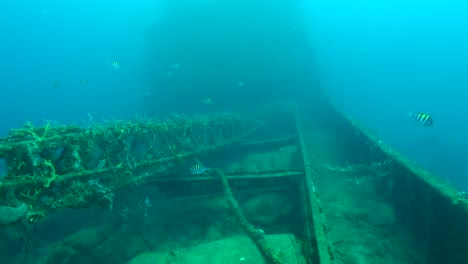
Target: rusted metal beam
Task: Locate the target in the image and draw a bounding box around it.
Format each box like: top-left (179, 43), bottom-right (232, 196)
top-left (294, 107), bottom-right (335, 264)
top-left (151, 170), bottom-right (304, 182)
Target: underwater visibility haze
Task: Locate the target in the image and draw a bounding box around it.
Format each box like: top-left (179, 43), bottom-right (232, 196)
top-left (0, 0), bottom-right (163, 136)
top-left (1, 0), bottom-right (468, 263)
top-left (304, 0), bottom-right (468, 189)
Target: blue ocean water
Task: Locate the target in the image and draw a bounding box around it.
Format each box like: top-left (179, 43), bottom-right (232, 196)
top-left (304, 0), bottom-right (468, 189)
top-left (2, 1), bottom-right (468, 263)
top-left (0, 0), bottom-right (162, 136)
top-left (1, 0), bottom-right (467, 191)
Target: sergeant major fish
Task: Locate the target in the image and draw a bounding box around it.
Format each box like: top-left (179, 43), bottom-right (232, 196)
top-left (108, 61), bottom-right (122, 69)
top-left (409, 112), bottom-right (433, 126)
top-left (190, 164), bottom-right (207, 175)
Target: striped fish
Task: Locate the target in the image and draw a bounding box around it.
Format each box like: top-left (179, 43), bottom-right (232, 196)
top-left (108, 61), bottom-right (122, 69)
top-left (410, 112), bottom-right (433, 126)
top-left (190, 164), bottom-right (207, 175)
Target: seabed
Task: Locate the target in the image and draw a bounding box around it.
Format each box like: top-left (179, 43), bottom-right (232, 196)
top-left (0, 102), bottom-right (467, 264)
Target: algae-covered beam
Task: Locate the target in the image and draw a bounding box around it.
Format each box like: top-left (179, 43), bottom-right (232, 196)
top-left (0, 113), bottom-right (264, 223)
top-left (213, 168), bottom-right (287, 264)
top-left (294, 108), bottom-right (335, 264)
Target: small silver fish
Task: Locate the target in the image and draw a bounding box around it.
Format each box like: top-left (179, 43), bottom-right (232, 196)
top-left (144, 197), bottom-right (152, 208)
top-left (201, 98), bottom-right (214, 105)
